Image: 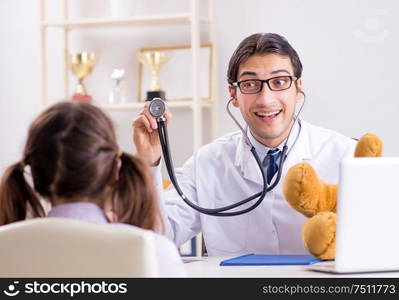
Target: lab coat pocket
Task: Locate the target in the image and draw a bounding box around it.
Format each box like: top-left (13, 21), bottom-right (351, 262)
top-left (202, 213), bottom-right (249, 254)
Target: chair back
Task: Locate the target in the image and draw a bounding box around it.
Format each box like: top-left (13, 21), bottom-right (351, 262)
top-left (0, 218), bottom-right (158, 277)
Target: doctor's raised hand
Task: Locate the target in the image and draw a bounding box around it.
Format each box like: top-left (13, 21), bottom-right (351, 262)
top-left (133, 101), bottom-right (172, 166)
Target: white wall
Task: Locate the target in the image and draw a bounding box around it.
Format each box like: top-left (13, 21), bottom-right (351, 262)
top-left (1, 0), bottom-right (399, 176)
top-left (0, 0), bottom-right (42, 173)
top-left (215, 0), bottom-right (399, 154)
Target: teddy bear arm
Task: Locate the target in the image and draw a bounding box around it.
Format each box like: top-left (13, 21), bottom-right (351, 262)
top-left (318, 183), bottom-right (338, 213)
top-left (284, 163), bottom-right (337, 217)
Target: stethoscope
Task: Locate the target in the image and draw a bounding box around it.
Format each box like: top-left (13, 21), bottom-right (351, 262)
top-left (149, 92), bottom-right (306, 216)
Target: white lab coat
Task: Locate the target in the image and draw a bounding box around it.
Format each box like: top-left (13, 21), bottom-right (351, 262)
top-left (154, 119), bottom-right (356, 256)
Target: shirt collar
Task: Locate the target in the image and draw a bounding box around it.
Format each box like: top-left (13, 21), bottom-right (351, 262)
top-left (234, 119), bottom-right (306, 185)
top-left (247, 119), bottom-right (301, 159)
top-left (47, 202), bottom-right (109, 224)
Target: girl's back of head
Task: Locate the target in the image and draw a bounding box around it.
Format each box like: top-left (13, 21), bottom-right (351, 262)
top-left (0, 102), bottom-right (162, 231)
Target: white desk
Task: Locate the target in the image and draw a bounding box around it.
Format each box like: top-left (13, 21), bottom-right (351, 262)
top-left (183, 257), bottom-right (399, 277)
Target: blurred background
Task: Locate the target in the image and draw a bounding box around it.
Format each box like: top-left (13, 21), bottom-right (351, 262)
top-left (1, 0), bottom-right (398, 175)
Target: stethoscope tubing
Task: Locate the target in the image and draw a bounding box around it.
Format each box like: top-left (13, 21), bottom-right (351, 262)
top-left (154, 92), bottom-right (306, 216)
top-left (157, 120), bottom-right (271, 216)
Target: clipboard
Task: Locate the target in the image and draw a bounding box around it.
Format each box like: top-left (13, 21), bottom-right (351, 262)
top-left (220, 254), bottom-right (321, 266)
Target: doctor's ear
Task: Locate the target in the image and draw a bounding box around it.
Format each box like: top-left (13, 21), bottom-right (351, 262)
top-left (228, 85), bottom-right (239, 107)
top-left (295, 78), bottom-right (304, 103)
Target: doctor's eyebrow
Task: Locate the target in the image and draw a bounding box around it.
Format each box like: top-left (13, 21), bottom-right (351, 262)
top-left (270, 69), bottom-right (291, 75)
top-left (238, 69), bottom-right (291, 79)
top-left (238, 71), bottom-right (257, 79)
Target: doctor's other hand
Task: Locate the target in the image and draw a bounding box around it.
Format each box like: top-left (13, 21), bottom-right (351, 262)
top-left (132, 102), bottom-right (172, 166)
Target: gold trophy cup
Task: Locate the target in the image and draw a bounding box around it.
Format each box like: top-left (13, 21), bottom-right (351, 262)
top-left (138, 51), bottom-right (170, 101)
top-left (69, 52), bottom-right (95, 102)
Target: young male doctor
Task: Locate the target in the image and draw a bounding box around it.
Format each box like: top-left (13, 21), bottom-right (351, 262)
top-left (133, 33), bottom-right (356, 256)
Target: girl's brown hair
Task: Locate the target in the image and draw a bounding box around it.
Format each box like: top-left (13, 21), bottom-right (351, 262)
top-left (0, 101), bottom-right (162, 232)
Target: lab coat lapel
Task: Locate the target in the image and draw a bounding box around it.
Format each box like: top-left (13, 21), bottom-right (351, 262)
top-left (281, 120), bottom-right (312, 175)
top-left (235, 134), bottom-right (260, 184)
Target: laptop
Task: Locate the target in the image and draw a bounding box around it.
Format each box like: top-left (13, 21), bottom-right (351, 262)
top-left (308, 157), bottom-right (399, 274)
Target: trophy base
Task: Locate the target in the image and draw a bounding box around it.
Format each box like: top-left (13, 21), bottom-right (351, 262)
top-left (146, 90), bottom-right (166, 102)
top-left (72, 93), bottom-right (92, 103)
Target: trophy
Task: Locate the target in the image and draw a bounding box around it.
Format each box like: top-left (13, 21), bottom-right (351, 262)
top-left (69, 52), bottom-right (96, 102)
top-left (108, 68), bottom-right (126, 104)
top-left (138, 51), bottom-right (170, 101)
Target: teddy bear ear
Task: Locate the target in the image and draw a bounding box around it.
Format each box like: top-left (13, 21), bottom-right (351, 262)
top-left (354, 133), bottom-right (383, 158)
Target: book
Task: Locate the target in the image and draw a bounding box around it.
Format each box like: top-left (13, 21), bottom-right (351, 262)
top-left (220, 254), bottom-right (321, 266)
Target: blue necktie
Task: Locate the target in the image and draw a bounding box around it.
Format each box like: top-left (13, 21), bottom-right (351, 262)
top-left (263, 148), bottom-right (281, 184)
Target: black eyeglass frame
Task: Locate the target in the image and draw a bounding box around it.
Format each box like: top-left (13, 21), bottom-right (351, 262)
top-left (231, 75), bottom-right (298, 94)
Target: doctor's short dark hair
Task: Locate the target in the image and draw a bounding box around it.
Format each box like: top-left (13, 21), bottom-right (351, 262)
top-left (227, 33), bottom-right (303, 84)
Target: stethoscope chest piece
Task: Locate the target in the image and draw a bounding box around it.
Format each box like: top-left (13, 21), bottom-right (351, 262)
top-left (149, 97), bottom-right (166, 119)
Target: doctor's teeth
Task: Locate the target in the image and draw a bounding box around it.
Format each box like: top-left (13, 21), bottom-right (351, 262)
top-left (256, 111), bottom-right (279, 117)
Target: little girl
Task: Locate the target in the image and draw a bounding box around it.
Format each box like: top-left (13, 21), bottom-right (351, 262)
top-left (0, 101), bottom-right (185, 277)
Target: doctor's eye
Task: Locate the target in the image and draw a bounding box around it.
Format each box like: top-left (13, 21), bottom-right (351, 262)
top-left (239, 80), bottom-right (261, 92)
top-left (269, 76), bottom-right (290, 89)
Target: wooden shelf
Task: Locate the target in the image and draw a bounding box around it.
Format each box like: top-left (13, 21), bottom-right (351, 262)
top-left (39, 0), bottom-right (216, 259)
top-left (41, 13), bottom-right (209, 29)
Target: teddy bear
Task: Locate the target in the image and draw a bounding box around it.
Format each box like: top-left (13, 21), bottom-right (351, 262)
top-left (282, 133), bottom-right (383, 260)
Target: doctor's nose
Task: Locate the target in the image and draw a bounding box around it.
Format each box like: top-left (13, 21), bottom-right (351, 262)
top-left (255, 83), bottom-right (277, 105)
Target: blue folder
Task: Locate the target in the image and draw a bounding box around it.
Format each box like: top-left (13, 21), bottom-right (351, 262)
top-left (220, 254), bottom-right (321, 266)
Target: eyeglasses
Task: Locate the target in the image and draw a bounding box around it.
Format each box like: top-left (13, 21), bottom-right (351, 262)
top-left (232, 75), bottom-right (298, 94)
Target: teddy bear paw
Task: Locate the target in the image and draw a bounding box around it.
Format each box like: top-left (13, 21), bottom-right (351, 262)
top-left (302, 211), bottom-right (336, 260)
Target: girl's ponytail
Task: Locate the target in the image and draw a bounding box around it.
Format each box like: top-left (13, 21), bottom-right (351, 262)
top-left (112, 152), bottom-right (163, 233)
top-left (0, 162), bottom-right (45, 225)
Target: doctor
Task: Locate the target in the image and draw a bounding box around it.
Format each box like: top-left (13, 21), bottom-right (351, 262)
top-left (133, 32), bottom-right (356, 256)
